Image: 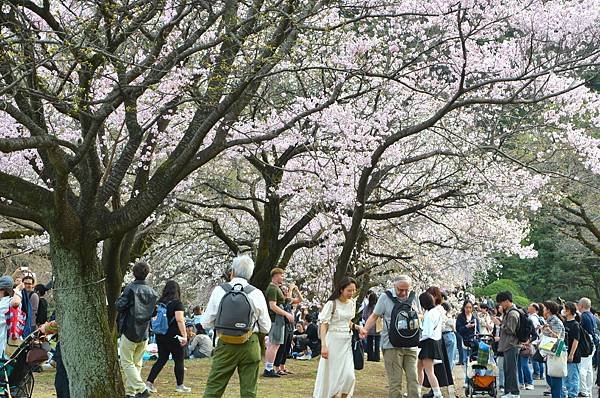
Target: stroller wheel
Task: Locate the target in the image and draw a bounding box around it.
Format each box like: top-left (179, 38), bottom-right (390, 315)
top-left (10, 369), bottom-right (34, 398)
top-left (464, 383), bottom-right (472, 397)
top-left (489, 381), bottom-right (497, 398)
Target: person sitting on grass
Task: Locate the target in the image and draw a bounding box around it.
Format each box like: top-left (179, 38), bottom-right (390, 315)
top-left (188, 324), bottom-right (213, 359)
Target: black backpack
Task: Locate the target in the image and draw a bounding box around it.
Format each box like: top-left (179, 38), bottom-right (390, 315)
top-left (214, 283), bottom-right (256, 344)
top-left (385, 291), bottom-right (420, 348)
top-left (577, 324), bottom-right (594, 357)
top-left (509, 308), bottom-right (535, 343)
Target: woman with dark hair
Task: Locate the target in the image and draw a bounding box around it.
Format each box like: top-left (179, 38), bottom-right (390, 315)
top-left (313, 277), bottom-right (366, 398)
top-left (426, 286), bottom-right (443, 306)
top-left (542, 300), bottom-right (565, 398)
top-left (422, 287), bottom-right (454, 398)
top-left (146, 280), bottom-right (191, 394)
top-left (563, 301), bottom-right (581, 398)
top-left (456, 300), bottom-right (480, 381)
top-left (417, 292), bottom-right (444, 398)
top-left (34, 283), bottom-right (49, 326)
top-left (361, 291), bottom-right (380, 362)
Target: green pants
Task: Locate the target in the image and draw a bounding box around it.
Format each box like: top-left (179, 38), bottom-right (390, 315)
top-left (203, 334), bottom-right (261, 398)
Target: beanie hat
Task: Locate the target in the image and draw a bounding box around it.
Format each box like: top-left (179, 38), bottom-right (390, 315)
top-left (0, 276), bottom-right (14, 290)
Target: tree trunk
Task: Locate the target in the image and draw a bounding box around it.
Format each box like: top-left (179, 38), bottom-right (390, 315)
top-left (51, 237), bottom-right (124, 397)
top-left (250, 194), bottom-right (283, 290)
top-left (335, 205), bottom-right (366, 287)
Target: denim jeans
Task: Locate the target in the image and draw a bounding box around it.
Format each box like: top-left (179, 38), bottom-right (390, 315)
top-left (497, 355), bottom-right (504, 388)
top-left (443, 332), bottom-right (457, 371)
top-left (518, 355), bottom-right (533, 385)
top-left (547, 373), bottom-right (564, 398)
top-left (533, 357), bottom-right (545, 377)
top-left (564, 362), bottom-right (580, 398)
top-left (456, 332), bottom-right (466, 364)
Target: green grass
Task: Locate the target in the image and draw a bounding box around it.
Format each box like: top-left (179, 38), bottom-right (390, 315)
top-left (32, 358), bottom-right (391, 397)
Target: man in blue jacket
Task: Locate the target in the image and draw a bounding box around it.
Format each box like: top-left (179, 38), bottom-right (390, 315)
top-left (116, 262), bottom-right (158, 398)
top-left (578, 297), bottom-right (596, 397)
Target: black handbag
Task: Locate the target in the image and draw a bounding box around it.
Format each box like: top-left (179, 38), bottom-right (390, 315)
top-left (532, 347), bottom-right (544, 363)
top-left (352, 330), bottom-right (364, 370)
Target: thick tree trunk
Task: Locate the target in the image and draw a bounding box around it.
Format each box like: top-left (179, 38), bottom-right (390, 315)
top-left (251, 244), bottom-right (282, 291)
top-left (51, 237), bottom-right (124, 397)
top-left (250, 195), bottom-right (283, 290)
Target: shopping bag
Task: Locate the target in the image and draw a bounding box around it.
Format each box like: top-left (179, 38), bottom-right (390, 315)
top-left (547, 352), bottom-right (567, 377)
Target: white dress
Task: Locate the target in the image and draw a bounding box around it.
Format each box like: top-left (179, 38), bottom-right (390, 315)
top-left (313, 298), bottom-right (356, 398)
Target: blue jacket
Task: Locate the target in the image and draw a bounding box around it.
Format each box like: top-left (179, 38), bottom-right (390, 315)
top-left (580, 311), bottom-right (595, 336)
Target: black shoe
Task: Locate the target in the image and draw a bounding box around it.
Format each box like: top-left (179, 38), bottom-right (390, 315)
top-left (135, 390), bottom-right (151, 398)
top-left (421, 390), bottom-right (434, 398)
top-left (262, 369), bottom-right (281, 378)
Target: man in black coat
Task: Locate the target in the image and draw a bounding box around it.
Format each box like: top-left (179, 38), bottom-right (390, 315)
top-left (116, 262), bottom-right (158, 398)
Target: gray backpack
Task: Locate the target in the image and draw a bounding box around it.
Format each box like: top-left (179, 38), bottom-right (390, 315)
top-left (214, 283), bottom-right (256, 344)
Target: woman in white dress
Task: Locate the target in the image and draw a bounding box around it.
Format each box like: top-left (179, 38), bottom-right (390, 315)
top-left (313, 277), bottom-right (366, 398)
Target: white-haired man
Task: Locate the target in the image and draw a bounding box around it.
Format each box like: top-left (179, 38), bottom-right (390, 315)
top-left (578, 297), bottom-right (596, 397)
top-left (364, 275), bottom-right (420, 398)
top-left (202, 256), bottom-right (271, 398)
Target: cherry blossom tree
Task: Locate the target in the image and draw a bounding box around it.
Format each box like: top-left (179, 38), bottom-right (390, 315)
top-left (1, 1), bottom-right (600, 396)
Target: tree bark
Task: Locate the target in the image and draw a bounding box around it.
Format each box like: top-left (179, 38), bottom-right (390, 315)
top-left (51, 237), bottom-right (124, 397)
top-left (251, 197), bottom-right (283, 290)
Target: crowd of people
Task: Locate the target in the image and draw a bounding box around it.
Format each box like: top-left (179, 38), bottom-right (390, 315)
top-left (116, 256), bottom-right (600, 398)
top-left (1, 259), bottom-right (599, 398)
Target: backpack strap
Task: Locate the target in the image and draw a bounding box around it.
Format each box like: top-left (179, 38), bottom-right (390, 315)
top-left (219, 283), bottom-right (234, 292)
top-left (384, 290), bottom-right (398, 304)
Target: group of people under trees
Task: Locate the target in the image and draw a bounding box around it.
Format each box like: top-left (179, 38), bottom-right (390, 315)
top-left (0, 268), bottom-right (62, 391)
top-left (115, 255), bottom-right (600, 398)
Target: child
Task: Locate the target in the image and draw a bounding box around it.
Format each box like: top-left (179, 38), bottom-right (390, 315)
top-left (0, 275), bottom-right (18, 358)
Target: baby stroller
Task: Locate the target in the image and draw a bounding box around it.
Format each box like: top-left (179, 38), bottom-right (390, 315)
top-left (464, 334), bottom-right (498, 398)
top-left (0, 331), bottom-right (47, 398)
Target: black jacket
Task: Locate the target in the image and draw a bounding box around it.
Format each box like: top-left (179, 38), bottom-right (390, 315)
top-left (116, 280), bottom-right (158, 343)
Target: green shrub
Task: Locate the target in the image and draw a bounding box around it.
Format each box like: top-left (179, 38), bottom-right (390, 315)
top-left (473, 279), bottom-right (531, 308)
top-left (513, 295), bottom-right (530, 308)
top-left (480, 279), bottom-right (526, 298)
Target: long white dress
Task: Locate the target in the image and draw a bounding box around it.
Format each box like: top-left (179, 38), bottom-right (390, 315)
top-left (313, 298), bottom-right (356, 398)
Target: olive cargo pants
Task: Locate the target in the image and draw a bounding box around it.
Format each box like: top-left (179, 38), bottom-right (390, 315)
top-left (203, 334), bottom-right (261, 398)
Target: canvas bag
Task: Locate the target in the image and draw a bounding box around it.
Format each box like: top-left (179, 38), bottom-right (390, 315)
top-left (547, 352), bottom-right (567, 377)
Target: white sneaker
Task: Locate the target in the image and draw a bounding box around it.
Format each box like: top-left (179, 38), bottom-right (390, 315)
top-left (500, 394), bottom-right (520, 398)
top-left (176, 385), bottom-right (192, 393)
top-left (145, 382), bottom-right (157, 393)
top-left (524, 384), bottom-right (534, 390)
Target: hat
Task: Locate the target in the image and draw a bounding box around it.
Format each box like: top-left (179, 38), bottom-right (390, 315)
top-left (0, 276), bottom-right (14, 290)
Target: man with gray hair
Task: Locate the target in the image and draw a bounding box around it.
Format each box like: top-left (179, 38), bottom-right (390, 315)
top-left (364, 275), bottom-right (420, 397)
top-left (578, 297), bottom-right (596, 397)
top-left (202, 255), bottom-right (271, 398)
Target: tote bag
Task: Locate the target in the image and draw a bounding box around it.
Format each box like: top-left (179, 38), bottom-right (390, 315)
top-left (547, 352), bottom-right (567, 377)
top-left (352, 330), bottom-right (364, 370)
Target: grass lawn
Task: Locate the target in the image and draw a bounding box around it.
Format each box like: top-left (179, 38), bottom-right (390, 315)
top-left (32, 358), bottom-right (392, 397)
